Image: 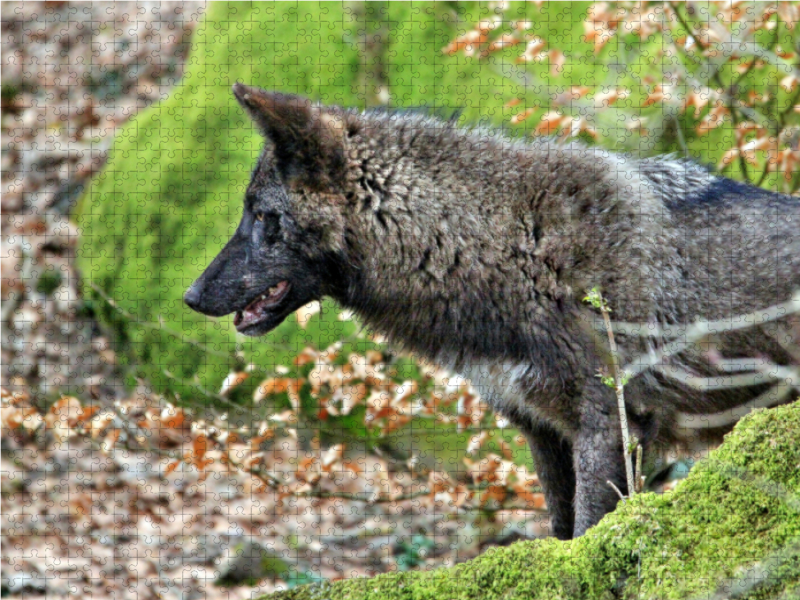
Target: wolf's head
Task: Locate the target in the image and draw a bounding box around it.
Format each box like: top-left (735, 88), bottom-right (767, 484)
top-left (183, 85), bottom-right (353, 336)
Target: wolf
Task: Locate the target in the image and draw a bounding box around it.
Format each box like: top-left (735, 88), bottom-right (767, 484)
top-left (184, 84), bottom-right (800, 539)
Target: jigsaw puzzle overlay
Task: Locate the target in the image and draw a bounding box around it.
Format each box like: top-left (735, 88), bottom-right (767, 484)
top-left (2, 2), bottom-right (800, 599)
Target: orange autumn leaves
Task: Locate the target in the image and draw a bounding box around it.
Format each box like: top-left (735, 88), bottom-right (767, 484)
top-left (217, 344), bottom-right (490, 438)
top-left (1, 387), bottom-right (186, 451)
top-left (443, 2), bottom-right (800, 191)
top-left (2, 342), bottom-right (546, 514)
top-left (200, 343), bottom-right (545, 510)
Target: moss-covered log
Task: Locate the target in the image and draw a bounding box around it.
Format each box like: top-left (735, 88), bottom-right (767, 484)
top-left (266, 402), bottom-right (800, 600)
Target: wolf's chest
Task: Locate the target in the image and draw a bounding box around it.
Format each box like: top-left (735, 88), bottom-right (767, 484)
top-left (455, 359), bottom-right (571, 426)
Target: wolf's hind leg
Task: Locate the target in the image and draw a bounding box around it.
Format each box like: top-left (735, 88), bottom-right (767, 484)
top-left (521, 419), bottom-right (576, 540)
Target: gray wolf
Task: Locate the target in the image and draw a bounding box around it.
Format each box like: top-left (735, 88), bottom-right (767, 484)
top-left (185, 84), bottom-right (800, 538)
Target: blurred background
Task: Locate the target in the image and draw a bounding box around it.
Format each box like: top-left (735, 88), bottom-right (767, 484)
top-left (2, 2), bottom-right (799, 598)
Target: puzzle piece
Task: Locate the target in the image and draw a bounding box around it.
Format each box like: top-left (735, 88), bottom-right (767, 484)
top-left (2, 3), bottom-right (799, 599)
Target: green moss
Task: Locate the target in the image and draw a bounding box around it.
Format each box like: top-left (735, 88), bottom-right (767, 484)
top-left (76, 2), bottom-right (365, 397)
top-left (74, 2), bottom-right (596, 400)
top-left (263, 402), bottom-right (800, 600)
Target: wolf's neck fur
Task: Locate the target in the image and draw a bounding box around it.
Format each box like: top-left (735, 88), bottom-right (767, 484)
top-left (332, 112), bottom-right (687, 367)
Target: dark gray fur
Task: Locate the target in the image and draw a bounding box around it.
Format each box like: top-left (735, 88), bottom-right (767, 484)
top-left (185, 85), bottom-right (800, 539)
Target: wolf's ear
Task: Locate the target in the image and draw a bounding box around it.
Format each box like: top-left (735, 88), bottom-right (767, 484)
top-left (232, 84), bottom-right (313, 143)
top-left (232, 83), bottom-right (346, 188)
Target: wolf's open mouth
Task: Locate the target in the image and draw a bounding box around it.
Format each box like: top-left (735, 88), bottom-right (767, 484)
top-left (234, 281), bottom-right (291, 331)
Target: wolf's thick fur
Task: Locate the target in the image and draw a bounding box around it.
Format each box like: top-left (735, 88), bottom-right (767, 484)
top-left (185, 85), bottom-right (800, 538)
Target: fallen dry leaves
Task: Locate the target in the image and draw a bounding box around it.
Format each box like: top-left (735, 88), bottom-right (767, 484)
top-left (2, 338), bottom-right (551, 596)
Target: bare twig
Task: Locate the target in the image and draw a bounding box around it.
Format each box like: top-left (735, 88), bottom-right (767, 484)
top-left (590, 291), bottom-right (800, 429)
top-left (601, 304), bottom-right (636, 498)
top-left (635, 444), bottom-right (645, 493)
top-left (230, 454), bottom-right (542, 509)
top-left (90, 282), bottom-right (235, 360)
top-left (607, 479), bottom-right (626, 501)
top-left (601, 291), bottom-right (800, 341)
top-left (653, 361), bottom-right (799, 391)
top-left (293, 489), bottom-right (435, 504)
top-left (585, 288), bottom-right (636, 497)
top-left (609, 290), bottom-right (800, 382)
top-left (675, 382), bottom-right (795, 430)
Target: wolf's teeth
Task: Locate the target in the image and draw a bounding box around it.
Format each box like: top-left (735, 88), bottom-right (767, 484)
top-left (261, 294), bottom-right (266, 300)
top-left (269, 286), bottom-right (278, 295)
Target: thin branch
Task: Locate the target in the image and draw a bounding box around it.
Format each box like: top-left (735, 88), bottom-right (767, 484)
top-left (599, 301), bottom-right (636, 498)
top-left (293, 489), bottom-right (435, 504)
top-left (233, 457), bottom-right (543, 509)
top-left (606, 290), bottom-right (800, 338)
top-left (668, 2), bottom-right (751, 180)
top-left (675, 379), bottom-right (796, 430)
top-left (605, 291), bottom-right (800, 383)
top-left (635, 445), bottom-right (645, 494)
top-left (90, 282), bottom-right (235, 360)
top-left (607, 479), bottom-right (626, 501)
top-left (672, 113), bottom-right (690, 157)
top-left (653, 362), bottom-right (799, 391)
top-left (584, 291), bottom-right (800, 430)
top-left (90, 281), bottom-right (373, 360)
top-left (585, 289), bottom-right (636, 498)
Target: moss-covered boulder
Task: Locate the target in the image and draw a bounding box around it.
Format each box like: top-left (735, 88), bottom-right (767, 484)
top-left (75, 2), bottom-right (363, 398)
top-left (265, 401), bottom-right (800, 600)
top-left (74, 1), bottom-right (594, 399)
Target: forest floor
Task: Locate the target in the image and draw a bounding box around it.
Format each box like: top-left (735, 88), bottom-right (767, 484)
top-left (3, 388), bottom-right (544, 599)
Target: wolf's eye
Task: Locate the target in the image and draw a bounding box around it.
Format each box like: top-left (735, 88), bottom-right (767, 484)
top-left (252, 211), bottom-right (281, 246)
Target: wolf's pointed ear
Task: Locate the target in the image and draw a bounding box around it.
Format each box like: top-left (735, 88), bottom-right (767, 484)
top-left (232, 83), bottom-right (347, 188)
top-left (232, 84), bottom-right (313, 142)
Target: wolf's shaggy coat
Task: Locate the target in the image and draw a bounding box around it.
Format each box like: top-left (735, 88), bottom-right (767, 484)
top-left (185, 86), bottom-right (800, 538)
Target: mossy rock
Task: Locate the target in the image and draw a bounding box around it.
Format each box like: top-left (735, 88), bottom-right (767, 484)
top-left (74, 1), bottom-right (593, 400)
top-left (75, 2), bottom-right (362, 400)
top-left (265, 401), bottom-right (800, 600)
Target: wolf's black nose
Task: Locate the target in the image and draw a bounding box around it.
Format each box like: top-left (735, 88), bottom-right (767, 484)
top-left (184, 284), bottom-right (202, 311)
